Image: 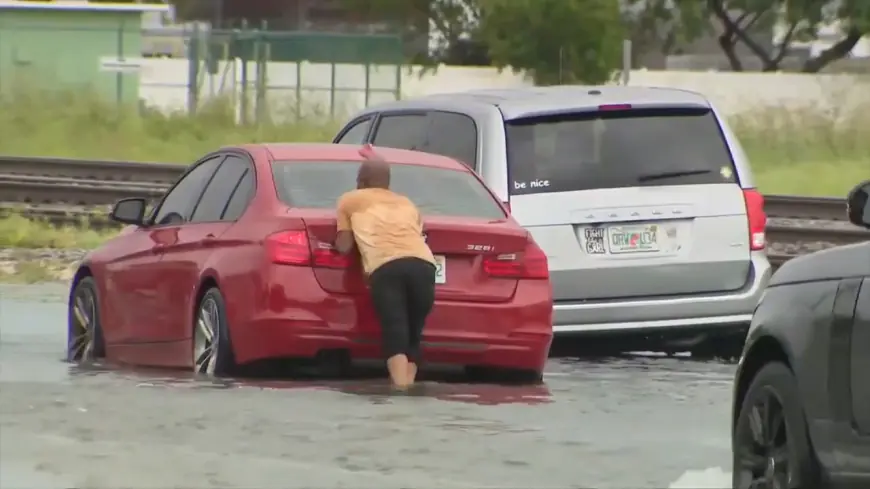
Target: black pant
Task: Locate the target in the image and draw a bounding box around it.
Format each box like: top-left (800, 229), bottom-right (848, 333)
top-left (369, 257), bottom-right (436, 363)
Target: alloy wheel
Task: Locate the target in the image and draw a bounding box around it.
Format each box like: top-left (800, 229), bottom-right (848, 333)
top-left (69, 287), bottom-right (97, 362)
top-left (735, 387), bottom-right (792, 489)
top-left (193, 296), bottom-right (220, 375)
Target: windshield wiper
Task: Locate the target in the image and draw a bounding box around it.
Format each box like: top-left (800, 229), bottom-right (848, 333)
top-left (637, 169), bottom-right (713, 182)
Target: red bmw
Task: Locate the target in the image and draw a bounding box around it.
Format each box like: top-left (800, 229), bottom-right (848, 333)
top-left (66, 144), bottom-right (554, 381)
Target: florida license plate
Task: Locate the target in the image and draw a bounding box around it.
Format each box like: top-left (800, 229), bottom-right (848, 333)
top-left (607, 225), bottom-right (660, 254)
top-left (434, 255), bottom-right (446, 284)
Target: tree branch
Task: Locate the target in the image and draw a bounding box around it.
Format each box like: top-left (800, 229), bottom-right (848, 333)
top-left (801, 27), bottom-right (863, 73)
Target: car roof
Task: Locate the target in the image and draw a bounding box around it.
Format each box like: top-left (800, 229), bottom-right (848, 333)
top-left (242, 143), bottom-right (470, 171)
top-left (358, 85), bottom-right (712, 120)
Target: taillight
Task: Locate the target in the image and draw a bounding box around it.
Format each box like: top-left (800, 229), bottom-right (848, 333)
top-left (742, 189), bottom-right (767, 250)
top-left (482, 239), bottom-right (548, 279)
top-left (265, 230), bottom-right (350, 268)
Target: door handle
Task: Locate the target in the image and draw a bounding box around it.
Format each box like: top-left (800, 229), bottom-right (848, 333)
top-left (202, 234), bottom-right (217, 247)
top-left (151, 244), bottom-right (166, 254)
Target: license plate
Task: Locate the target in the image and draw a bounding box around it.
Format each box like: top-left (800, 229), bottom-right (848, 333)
top-left (434, 255), bottom-right (446, 284)
top-left (607, 225), bottom-right (660, 254)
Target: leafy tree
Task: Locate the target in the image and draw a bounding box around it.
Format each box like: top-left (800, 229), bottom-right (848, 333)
top-left (479, 0), bottom-right (625, 85)
top-left (712, 0), bottom-right (869, 72)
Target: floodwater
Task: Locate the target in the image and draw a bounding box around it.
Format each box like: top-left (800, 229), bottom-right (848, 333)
top-left (0, 283), bottom-right (733, 489)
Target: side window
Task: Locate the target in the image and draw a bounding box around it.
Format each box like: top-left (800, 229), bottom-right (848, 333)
top-left (421, 111), bottom-right (478, 168)
top-left (335, 117), bottom-right (372, 144)
top-left (221, 169), bottom-right (255, 221)
top-left (152, 156), bottom-right (223, 226)
top-left (371, 113), bottom-right (429, 150)
top-left (190, 155), bottom-right (251, 223)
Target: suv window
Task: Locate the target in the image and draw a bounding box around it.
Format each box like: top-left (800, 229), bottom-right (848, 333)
top-left (152, 156), bottom-right (223, 225)
top-left (335, 117), bottom-right (372, 144)
top-left (506, 108), bottom-right (738, 195)
top-left (272, 161), bottom-right (505, 220)
top-left (191, 155), bottom-right (251, 222)
top-left (420, 111), bottom-right (477, 169)
top-left (371, 113), bottom-right (428, 150)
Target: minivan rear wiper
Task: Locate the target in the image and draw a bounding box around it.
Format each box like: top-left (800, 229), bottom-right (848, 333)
top-left (636, 169), bottom-right (713, 182)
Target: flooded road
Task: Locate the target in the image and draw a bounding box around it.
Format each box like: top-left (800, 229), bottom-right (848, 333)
top-left (1, 283), bottom-right (733, 488)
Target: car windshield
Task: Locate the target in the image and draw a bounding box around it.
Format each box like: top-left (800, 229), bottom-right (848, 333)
top-left (505, 107), bottom-right (738, 195)
top-left (272, 161), bottom-right (506, 220)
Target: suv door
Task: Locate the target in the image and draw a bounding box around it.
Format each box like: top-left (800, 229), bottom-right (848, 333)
top-left (370, 112), bottom-right (429, 150)
top-left (852, 278), bottom-right (870, 435)
top-left (155, 153), bottom-right (255, 345)
top-left (418, 111), bottom-right (479, 170)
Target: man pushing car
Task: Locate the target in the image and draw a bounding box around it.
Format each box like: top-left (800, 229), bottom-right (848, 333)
top-left (334, 145), bottom-right (437, 391)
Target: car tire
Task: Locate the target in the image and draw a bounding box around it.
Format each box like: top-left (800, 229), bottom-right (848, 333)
top-left (193, 287), bottom-right (237, 377)
top-left (732, 361), bottom-right (822, 489)
top-left (464, 366), bottom-right (544, 384)
top-left (67, 277), bottom-right (106, 363)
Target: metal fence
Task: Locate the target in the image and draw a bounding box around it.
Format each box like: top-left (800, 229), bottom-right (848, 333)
top-left (0, 20), bottom-right (404, 121)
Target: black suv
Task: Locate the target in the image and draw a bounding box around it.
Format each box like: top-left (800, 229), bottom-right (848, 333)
top-left (731, 181), bottom-right (870, 488)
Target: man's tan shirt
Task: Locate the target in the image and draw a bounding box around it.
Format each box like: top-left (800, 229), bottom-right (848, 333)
top-left (336, 188), bottom-right (435, 276)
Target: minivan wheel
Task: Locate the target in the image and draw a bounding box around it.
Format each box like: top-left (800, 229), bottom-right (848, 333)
top-left (67, 277), bottom-right (105, 363)
top-left (732, 362), bottom-right (821, 489)
top-left (193, 287), bottom-right (236, 377)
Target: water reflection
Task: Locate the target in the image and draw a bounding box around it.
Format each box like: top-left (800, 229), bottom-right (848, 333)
top-left (66, 362), bottom-right (552, 406)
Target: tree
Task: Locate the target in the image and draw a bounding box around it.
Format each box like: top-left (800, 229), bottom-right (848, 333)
top-left (622, 0), bottom-right (710, 65)
top-left (341, 0), bottom-right (485, 66)
top-left (479, 0), bottom-right (625, 85)
top-left (696, 0), bottom-right (869, 72)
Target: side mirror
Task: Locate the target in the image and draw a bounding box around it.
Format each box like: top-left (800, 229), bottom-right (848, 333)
top-left (846, 180), bottom-right (870, 229)
top-left (110, 198), bottom-right (147, 226)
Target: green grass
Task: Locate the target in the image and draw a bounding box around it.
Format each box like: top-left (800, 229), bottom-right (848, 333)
top-left (0, 87), bottom-right (340, 163)
top-left (0, 214), bottom-right (116, 249)
top-left (0, 86), bottom-right (866, 196)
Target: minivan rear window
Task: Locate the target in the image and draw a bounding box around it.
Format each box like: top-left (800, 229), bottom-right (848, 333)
top-left (272, 161), bottom-right (506, 220)
top-left (506, 107), bottom-right (738, 195)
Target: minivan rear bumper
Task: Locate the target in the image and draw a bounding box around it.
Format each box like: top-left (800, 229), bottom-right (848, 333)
top-left (551, 251), bottom-right (771, 334)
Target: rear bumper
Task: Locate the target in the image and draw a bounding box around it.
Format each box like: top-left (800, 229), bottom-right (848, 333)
top-left (234, 325), bottom-right (551, 372)
top-left (230, 274), bottom-right (553, 372)
top-left (552, 252), bottom-right (771, 335)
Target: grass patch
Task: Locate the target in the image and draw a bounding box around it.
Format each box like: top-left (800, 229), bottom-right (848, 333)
top-left (0, 215), bottom-right (118, 249)
top-left (0, 261), bottom-right (67, 284)
top-left (731, 103), bottom-right (869, 196)
top-left (0, 86), bottom-right (866, 197)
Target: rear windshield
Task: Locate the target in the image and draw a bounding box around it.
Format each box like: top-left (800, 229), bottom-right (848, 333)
top-left (272, 161), bottom-right (506, 220)
top-left (506, 108), bottom-right (738, 195)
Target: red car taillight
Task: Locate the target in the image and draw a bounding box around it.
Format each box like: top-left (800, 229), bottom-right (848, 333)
top-left (265, 230), bottom-right (350, 268)
top-left (482, 238), bottom-right (549, 279)
top-left (742, 189), bottom-right (767, 251)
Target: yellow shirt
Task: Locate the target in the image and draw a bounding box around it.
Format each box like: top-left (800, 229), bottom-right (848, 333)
top-left (336, 188), bottom-right (435, 275)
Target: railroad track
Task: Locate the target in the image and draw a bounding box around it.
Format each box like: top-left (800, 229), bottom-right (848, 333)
top-left (0, 156), bottom-right (867, 268)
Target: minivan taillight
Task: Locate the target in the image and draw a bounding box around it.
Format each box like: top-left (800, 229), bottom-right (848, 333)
top-left (265, 230), bottom-right (350, 268)
top-left (742, 189), bottom-right (767, 250)
top-left (482, 239), bottom-right (548, 279)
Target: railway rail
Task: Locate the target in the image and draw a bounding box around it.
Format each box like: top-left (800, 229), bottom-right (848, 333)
top-left (0, 156), bottom-right (867, 268)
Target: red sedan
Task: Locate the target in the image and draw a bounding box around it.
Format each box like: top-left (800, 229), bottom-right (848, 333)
top-left (66, 144), bottom-right (554, 381)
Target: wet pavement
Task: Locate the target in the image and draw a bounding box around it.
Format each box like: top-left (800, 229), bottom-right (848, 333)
top-left (1, 283), bottom-right (733, 489)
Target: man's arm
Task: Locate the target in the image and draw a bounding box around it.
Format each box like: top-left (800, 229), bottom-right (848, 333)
top-left (335, 193), bottom-right (356, 255)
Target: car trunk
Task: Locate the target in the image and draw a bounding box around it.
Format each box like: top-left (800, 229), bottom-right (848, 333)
top-left (300, 211), bottom-right (529, 303)
top-left (504, 105), bottom-right (752, 301)
top-left (510, 184), bottom-right (750, 301)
